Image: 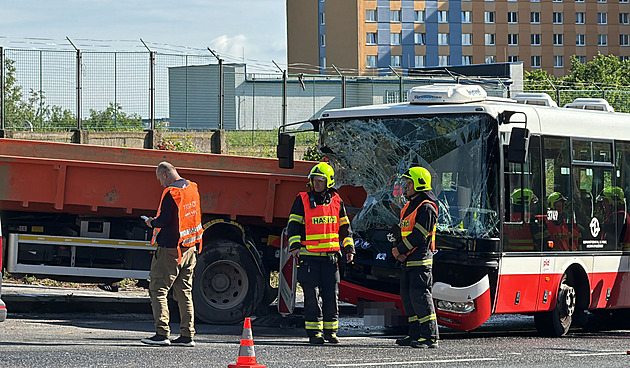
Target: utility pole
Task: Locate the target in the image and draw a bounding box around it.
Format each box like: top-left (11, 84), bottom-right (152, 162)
top-left (272, 60), bottom-right (287, 129)
top-left (66, 37), bottom-right (82, 130)
top-left (141, 39), bottom-right (155, 130)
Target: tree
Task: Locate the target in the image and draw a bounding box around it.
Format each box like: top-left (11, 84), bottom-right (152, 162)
top-left (83, 102), bottom-right (143, 130)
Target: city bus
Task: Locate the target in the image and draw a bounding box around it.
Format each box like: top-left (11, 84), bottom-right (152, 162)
top-left (278, 83), bottom-right (630, 336)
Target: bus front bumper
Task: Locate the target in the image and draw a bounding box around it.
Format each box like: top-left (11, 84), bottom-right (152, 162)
top-left (433, 275), bottom-right (492, 331)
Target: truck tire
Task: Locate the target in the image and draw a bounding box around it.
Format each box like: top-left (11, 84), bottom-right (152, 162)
top-left (193, 239), bottom-right (264, 324)
top-left (534, 273), bottom-right (576, 337)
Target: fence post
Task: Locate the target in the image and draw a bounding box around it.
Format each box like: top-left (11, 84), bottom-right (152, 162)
top-left (77, 49), bottom-right (82, 130)
top-left (1, 46), bottom-right (4, 130)
top-left (149, 51), bottom-right (156, 130)
top-left (389, 66), bottom-right (403, 102)
top-left (208, 48), bottom-right (224, 130)
top-left (332, 65), bottom-right (346, 107)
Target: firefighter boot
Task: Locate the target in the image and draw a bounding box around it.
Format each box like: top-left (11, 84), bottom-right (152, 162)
top-left (410, 338), bottom-right (438, 349)
top-left (324, 333), bottom-right (339, 344)
top-left (395, 336), bottom-right (413, 346)
top-left (309, 333), bottom-right (325, 345)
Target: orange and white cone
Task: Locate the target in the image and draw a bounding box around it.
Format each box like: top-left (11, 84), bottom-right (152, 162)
top-left (228, 317), bottom-right (265, 368)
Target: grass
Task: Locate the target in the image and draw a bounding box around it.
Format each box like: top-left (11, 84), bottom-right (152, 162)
top-left (225, 129), bottom-right (319, 159)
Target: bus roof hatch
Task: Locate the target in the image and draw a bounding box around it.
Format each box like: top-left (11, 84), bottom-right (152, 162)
top-left (407, 84), bottom-right (487, 104)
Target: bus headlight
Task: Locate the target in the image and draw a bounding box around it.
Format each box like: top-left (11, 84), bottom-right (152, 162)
top-left (435, 299), bottom-right (475, 314)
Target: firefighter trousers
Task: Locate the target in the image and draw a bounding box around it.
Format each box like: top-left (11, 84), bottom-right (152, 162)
top-left (297, 255), bottom-right (340, 337)
top-left (400, 265), bottom-right (439, 341)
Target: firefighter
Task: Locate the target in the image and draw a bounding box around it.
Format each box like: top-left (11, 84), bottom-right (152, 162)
top-left (505, 188), bottom-right (544, 251)
top-left (598, 187), bottom-right (630, 251)
top-left (392, 167), bottom-right (439, 349)
top-left (288, 162), bottom-right (355, 344)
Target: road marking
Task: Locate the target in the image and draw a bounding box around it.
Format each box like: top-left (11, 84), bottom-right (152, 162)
top-left (568, 352), bottom-right (627, 357)
top-left (328, 357), bottom-right (500, 367)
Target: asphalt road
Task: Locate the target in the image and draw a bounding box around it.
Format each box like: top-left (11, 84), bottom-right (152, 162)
top-left (1, 285), bottom-right (630, 367)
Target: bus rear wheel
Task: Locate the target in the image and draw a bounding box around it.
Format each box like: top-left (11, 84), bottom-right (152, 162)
top-left (534, 273), bottom-right (576, 337)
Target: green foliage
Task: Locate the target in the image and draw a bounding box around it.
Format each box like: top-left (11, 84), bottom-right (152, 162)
top-left (84, 102), bottom-right (143, 130)
top-left (303, 144), bottom-right (324, 161)
top-left (156, 137), bottom-right (197, 152)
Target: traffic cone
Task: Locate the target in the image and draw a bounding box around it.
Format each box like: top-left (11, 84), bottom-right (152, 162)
top-left (228, 317), bottom-right (265, 368)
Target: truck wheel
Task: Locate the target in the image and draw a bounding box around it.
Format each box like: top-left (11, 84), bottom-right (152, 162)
top-left (534, 273), bottom-right (576, 337)
top-left (193, 239), bottom-right (264, 324)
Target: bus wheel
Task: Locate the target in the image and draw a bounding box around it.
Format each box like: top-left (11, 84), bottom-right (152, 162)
top-left (192, 239), bottom-right (264, 325)
top-left (534, 273), bottom-right (576, 337)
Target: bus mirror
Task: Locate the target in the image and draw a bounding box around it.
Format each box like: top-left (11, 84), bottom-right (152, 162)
top-left (277, 132), bottom-right (295, 169)
top-left (507, 127), bottom-right (529, 163)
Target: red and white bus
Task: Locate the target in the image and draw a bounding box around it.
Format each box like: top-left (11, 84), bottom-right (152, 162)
top-left (279, 83), bottom-right (630, 336)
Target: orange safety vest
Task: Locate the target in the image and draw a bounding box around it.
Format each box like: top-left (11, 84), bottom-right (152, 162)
top-left (400, 199), bottom-right (437, 253)
top-left (546, 219), bottom-right (579, 251)
top-left (152, 180), bottom-right (204, 259)
top-left (300, 192), bottom-right (341, 253)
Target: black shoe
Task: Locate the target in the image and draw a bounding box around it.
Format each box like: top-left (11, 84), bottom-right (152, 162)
top-left (171, 336), bottom-right (195, 347)
top-left (309, 336), bottom-right (325, 345)
top-left (395, 336), bottom-right (413, 346)
top-left (141, 334), bottom-right (170, 346)
top-left (409, 338), bottom-right (438, 349)
top-left (98, 284), bottom-right (119, 292)
top-left (324, 334), bottom-right (339, 344)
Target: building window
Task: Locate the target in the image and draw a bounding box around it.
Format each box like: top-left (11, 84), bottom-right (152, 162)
top-left (598, 0), bottom-right (607, 3)
top-left (438, 55), bottom-right (450, 66)
top-left (621, 13), bottom-right (630, 25)
top-left (415, 55), bottom-right (426, 67)
top-left (508, 55), bottom-right (519, 62)
top-left (554, 55), bottom-right (564, 67)
top-left (621, 34), bottom-right (630, 46)
top-left (485, 33), bottom-right (496, 45)
top-left (320, 12), bottom-right (325, 25)
top-left (598, 13), bottom-right (607, 25)
top-left (366, 10), bottom-right (377, 22)
top-left (438, 33), bottom-right (449, 45)
top-left (415, 10), bottom-right (426, 23)
top-left (485, 55), bottom-right (496, 63)
top-left (508, 12), bottom-right (518, 24)
top-left (620, 56), bottom-right (630, 62)
top-left (321, 34), bottom-right (326, 47)
top-left (438, 11), bottom-right (449, 23)
top-left (576, 0), bottom-right (584, 2)
top-left (462, 33), bottom-right (473, 45)
top-left (531, 12), bottom-right (540, 24)
top-left (531, 56), bottom-right (541, 68)
top-left (462, 11), bottom-right (472, 23)
top-left (553, 12), bottom-right (563, 24)
top-left (366, 33), bottom-right (377, 45)
top-left (366, 55), bottom-right (377, 68)
top-left (577, 56), bottom-right (586, 64)
top-left (576, 12), bottom-right (585, 24)
top-left (553, 0), bottom-right (562, 2)
top-left (415, 33), bottom-right (426, 45)
top-left (390, 32), bottom-right (401, 45)
top-left (391, 55), bottom-right (401, 67)
top-left (576, 34), bottom-right (586, 46)
top-left (462, 55), bottom-right (473, 65)
top-left (485, 11), bottom-right (495, 24)
top-left (531, 34), bottom-right (541, 46)
top-left (553, 34), bottom-right (564, 46)
top-left (390, 10), bottom-right (401, 22)
top-left (622, 0), bottom-right (629, 4)
top-left (598, 34), bottom-right (608, 46)
top-left (508, 34), bottom-right (519, 45)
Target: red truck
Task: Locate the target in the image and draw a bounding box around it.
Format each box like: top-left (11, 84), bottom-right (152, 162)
top-left (0, 138), bottom-right (320, 324)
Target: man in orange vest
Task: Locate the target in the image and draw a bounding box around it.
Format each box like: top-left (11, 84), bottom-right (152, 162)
top-left (288, 162), bottom-right (355, 344)
top-left (141, 161), bottom-right (203, 347)
top-left (392, 167), bottom-right (439, 348)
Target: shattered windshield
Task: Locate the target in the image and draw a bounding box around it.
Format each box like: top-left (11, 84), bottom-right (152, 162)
top-left (321, 113), bottom-right (500, 239)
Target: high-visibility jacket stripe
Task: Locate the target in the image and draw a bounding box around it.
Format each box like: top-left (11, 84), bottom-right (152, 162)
top-left (406, 259), bottom-right (433, 267)
top-left (300, 192), bottom-right (342, 253)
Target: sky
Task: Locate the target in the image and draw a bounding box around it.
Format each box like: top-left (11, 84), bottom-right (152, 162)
top-left (0, 0), bottom-right (287, 72)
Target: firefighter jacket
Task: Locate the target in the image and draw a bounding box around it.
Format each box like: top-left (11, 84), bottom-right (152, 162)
top-left (287, 189), bottom-right (355, 258)
top-left (545, 217), bottom-right (579, 251)
top-left (395, 191), bottom-right (438, 267)
top-left (152, 180), bottom-right (203, 257)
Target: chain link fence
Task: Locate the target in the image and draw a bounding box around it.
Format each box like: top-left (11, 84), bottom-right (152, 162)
top-left (2, 47), bottom-right (629, 137)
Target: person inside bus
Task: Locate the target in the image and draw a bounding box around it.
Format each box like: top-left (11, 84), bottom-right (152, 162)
top-left (597, 187), bottom-right (630, 251)
top-left (505, 188), bottom-right (544, 251)
top-left (544, 192), bottom-right (579, 251)
top-left (573, 189), bottom-right (594, 242)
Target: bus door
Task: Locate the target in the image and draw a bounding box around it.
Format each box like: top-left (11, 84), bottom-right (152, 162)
top-left (571, 140), bottom-right (619, 309)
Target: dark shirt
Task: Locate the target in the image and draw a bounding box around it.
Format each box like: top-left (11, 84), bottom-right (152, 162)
top-left (287, 189), bottom-right (355, 255)
top-left (151, 179), bottom-right (188, 248)
top-left (395, 190), bottom-right (438, 262)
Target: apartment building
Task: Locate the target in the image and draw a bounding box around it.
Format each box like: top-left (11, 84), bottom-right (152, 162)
top-left (287, 0), bottom-right (630, 76)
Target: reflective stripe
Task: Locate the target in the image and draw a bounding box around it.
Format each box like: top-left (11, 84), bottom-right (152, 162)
top-left (403, 237), bottom-right (414, 251)
top-left (303, 242), bottom-right (340, 252)
top-left (415, 223), bottom-right (430, 237)
top-left (339, 216), bottom-right (350, 226)
top-left (408, 315), bottom-right (418, 323)
top-left (305, 233), bottom-right (338, 241)
top-left (289, 214), bottom-right (305, 224)
top-left (289, 235), bottom-right (302, 246)
top-left (342, 237), bottom-right (354, 248)
top-left (418, 313), bottom-right (437, 324)
top-left (180, 223), bottom-right (203, 238)
top-left (405, 259), bottom-right (433, 267)
top-left (299, 249), bottom-right (331, 256)
top-left (305, 321), bottom-right (323, 330)
top-left (323, 321), bottom-right (338, 329)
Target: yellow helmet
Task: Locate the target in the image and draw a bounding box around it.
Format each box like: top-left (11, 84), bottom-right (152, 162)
top-left (547, 192), bottom-right (567, 209)
top-left (309, 162), bottom-right (335, 188)
top-left (511, 188), bottom-right (538, 206)
top-left (402, 167), bottom-right (432, 192)
top-left (597, 186), bottom-right (625, 205)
